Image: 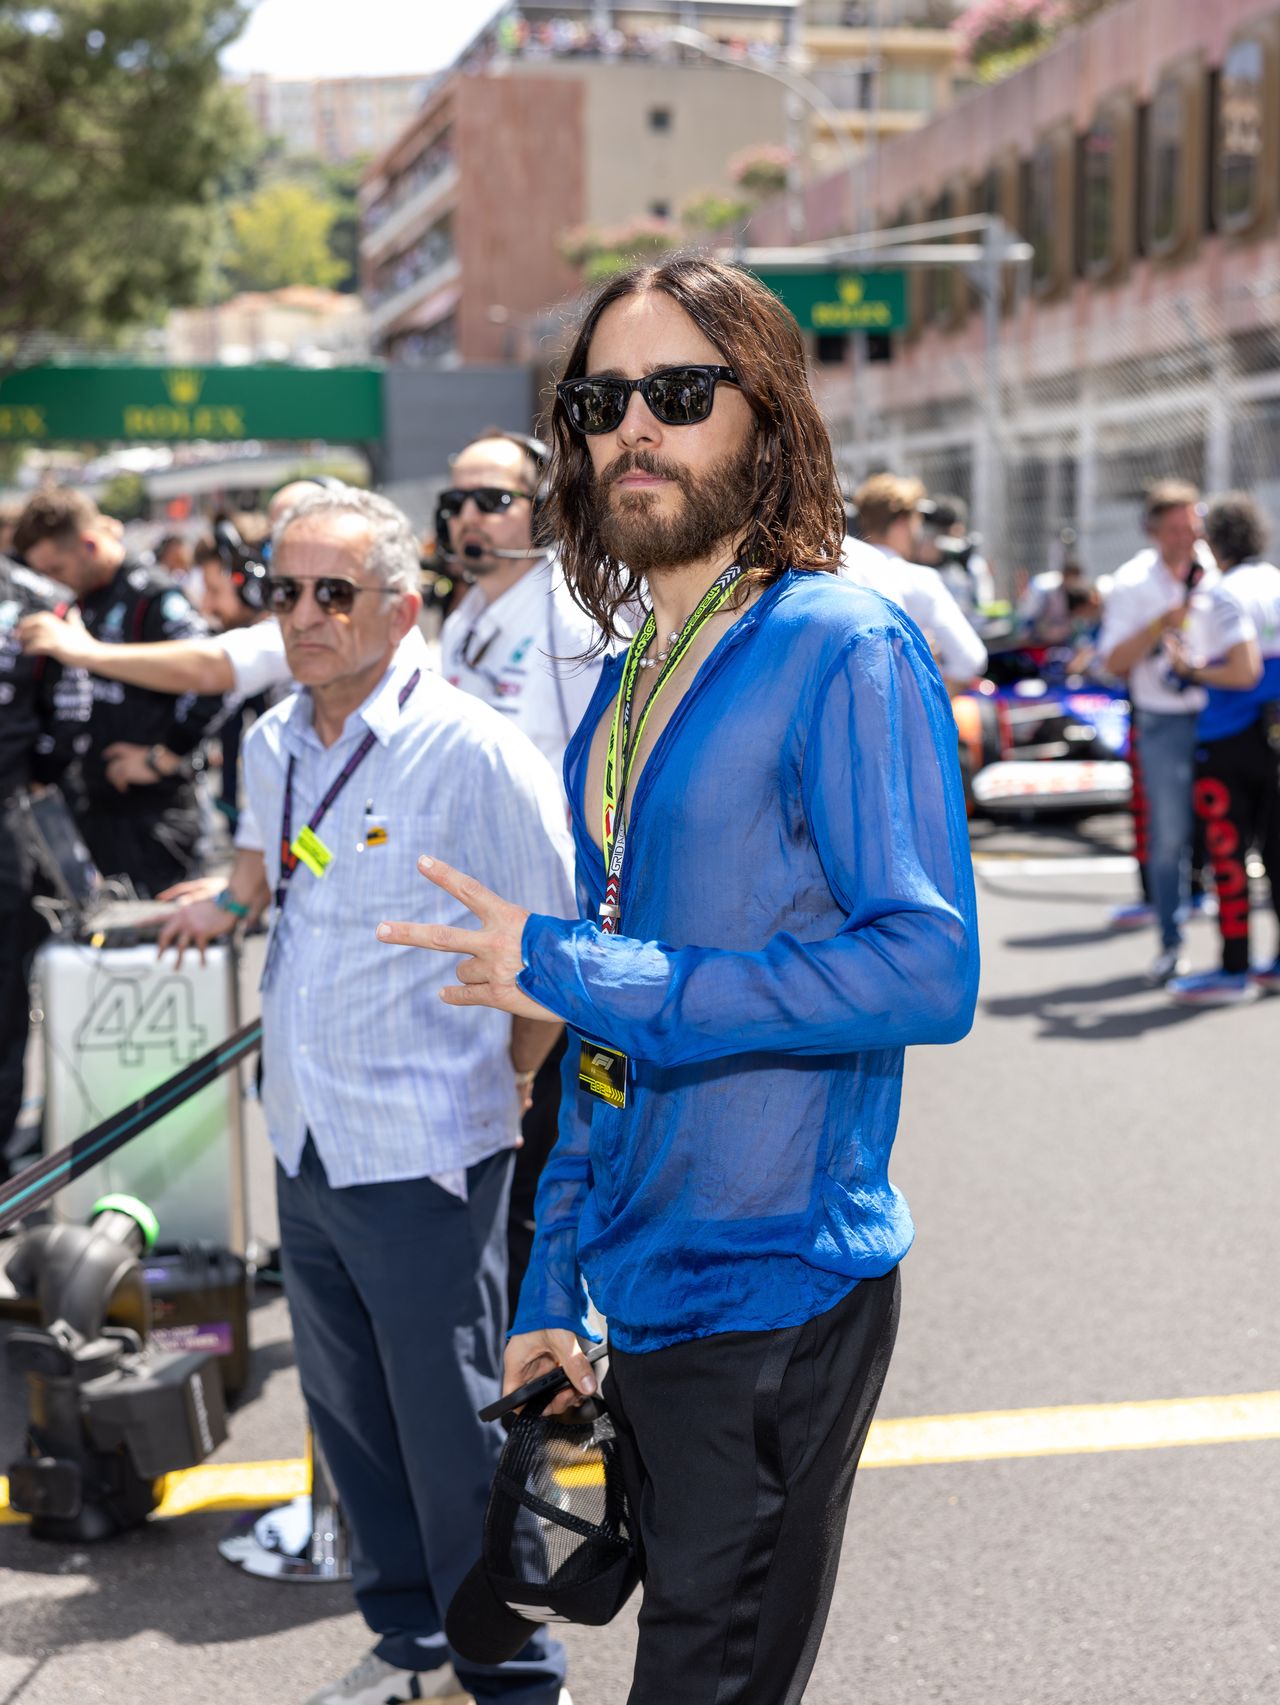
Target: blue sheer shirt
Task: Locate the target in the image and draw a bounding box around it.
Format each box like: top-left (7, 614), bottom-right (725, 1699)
top-left (512, 570), bottom-right (979, 1353)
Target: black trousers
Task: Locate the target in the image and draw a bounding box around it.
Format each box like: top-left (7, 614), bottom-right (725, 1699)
top-left (0, 814), bottom-right (45, 1155)
top-left (507, 1033), bottom-right (566, 1320)
top-left (1194, 714), bottom-right (1280, 973)
top-left (604, 1268), bottom-right (901, 1705)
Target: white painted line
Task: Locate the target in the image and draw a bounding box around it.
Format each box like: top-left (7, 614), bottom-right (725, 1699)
top-left (973, 855), bottom-right (1137, 876)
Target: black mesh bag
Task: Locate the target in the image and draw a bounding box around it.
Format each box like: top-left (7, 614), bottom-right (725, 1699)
top-left (446, 1402), bottom-right (640, 1665)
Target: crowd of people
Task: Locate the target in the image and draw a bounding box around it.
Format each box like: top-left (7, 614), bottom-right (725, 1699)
top-left (0, 255), bottom-right (1275, 1705)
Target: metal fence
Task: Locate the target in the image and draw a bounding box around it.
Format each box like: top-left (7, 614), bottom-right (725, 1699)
top-left (829, 272), bottom-right (1280, 593)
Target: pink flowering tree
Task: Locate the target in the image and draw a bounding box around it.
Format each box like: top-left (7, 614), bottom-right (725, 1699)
top-left (953, 0), bottom-right (1107, 81)
top-left (728, 144), bottom-right (793, 199)
top-left (557, 215), bottom-right (680, 284)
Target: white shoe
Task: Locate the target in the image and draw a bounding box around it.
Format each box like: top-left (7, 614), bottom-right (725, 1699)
top-left (1148, 946), bottom-right (1188, 985)
top-left (301, 1650), bottom-right (471, 1705)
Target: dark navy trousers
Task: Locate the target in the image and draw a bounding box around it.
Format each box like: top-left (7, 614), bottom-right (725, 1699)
top-left (277, 1138), bottom-right (565, 1703)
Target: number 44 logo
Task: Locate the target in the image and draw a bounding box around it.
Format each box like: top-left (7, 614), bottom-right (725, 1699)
top-left (75, 975), bottom-right (208, 1068)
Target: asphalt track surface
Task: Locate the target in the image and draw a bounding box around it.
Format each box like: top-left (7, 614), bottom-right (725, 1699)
top-left (0, 815), bottom-right (1275, 1704)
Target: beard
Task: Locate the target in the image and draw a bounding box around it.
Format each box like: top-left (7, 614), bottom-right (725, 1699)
top-left (592, 435), bottom-right (758, 579)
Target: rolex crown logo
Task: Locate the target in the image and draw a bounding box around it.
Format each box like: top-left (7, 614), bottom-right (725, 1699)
top-left (164, 369), bottom-right (204, 406)
top-left (838, 276), bottom-right (865, 306)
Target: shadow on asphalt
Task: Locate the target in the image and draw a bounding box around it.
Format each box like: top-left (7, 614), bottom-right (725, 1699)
top-left (982, 972), bottom-right (1214, 1040)
top-left (0, 1511), bottom-right (351, 1657)
top-left (1004, 924), bottom-right (1126, 949)
top-left (229, 1331), bottom-right (296, 1411)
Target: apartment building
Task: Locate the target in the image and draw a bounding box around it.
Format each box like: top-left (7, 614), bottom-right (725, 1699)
top-left (360, 0), bottom-right (963, 365)
top-left (235, 73), bottom-right (433, 163)
top-left (750, 0), bottom-right (1280, 578)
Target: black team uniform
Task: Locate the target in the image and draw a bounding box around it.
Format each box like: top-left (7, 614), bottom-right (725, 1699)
top-left (0, 557), bottom-right (92, 1155)
top-left (70, 559), bottom-right (223, 897)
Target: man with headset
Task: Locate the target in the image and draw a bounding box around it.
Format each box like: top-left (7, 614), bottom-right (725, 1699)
top-left (439, 431), bottom-right (605, 774)
top-left (438, 430), bottom-right (608, 1313)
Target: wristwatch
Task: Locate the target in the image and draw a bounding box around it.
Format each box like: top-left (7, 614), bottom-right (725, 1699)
top-left (216, 888), bottom-right (251, 920)
top-left (145, 744), bottom-right (170, 778)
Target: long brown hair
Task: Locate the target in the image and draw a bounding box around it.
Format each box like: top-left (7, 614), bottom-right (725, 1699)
top-left (544, 254), bottom-right (844, 637)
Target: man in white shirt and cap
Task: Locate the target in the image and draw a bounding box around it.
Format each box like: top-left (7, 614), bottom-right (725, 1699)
top-left (840, 474), bottom-right (987, 687)
top-left (1099, 480), bottom-right (1220, 983)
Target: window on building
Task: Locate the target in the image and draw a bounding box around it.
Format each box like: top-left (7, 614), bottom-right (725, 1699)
top-left (1025, 124), bottom-right (1074, 298)
top-left (815, 333), bottom-right (849, 365)
top-left (649, 200), bottom-right (671, 219)
top-left (648, 107), bottom-right (672, 132)
top-left (1079, 99), bottom-right (1136, 282)
top-left (978, 150), bottom-right (1020, 313)
top-left (1082, 112), bottom-right (1118, 275)
top-left (1027, 139), bottom-right (1058, 290)
top-left (880, 68), bottom-right (935, 114)
top-left (1218, 33), bottom-right (1269, 234)
top-left (927, 187), bottom-right (954, 326)
top-left (1148, 77), bottom-right (1185, 253)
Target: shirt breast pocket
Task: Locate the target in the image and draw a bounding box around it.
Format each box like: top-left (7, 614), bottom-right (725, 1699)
top-left (348, 811), bottom-right (441, 918)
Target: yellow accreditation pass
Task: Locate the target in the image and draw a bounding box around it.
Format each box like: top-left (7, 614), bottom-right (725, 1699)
top-left (578, 1042), bottom-right (628, 1109)
top-left (290, 824), bottom-right (334, 878)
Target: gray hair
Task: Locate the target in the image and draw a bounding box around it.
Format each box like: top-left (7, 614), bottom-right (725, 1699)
top-left (271, 486), bottom-right (420, 593)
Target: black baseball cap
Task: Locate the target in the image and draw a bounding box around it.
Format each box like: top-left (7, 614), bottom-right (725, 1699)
top-left (446, 1402), bottom-right (639, 1664)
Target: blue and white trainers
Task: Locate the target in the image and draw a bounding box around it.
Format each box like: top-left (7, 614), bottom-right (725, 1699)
top-left (1251, 957), bottom-right (1280, 995)
top-left (1167, 970), bottom-right (1261, 1007)
top-left (1185, 890), bottom-right (1219, 920)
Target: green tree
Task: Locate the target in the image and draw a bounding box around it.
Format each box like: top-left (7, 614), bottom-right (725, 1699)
top-left (100, 471), bottom-right (147, 521)
top-left (0, 1), bottom-right (255, 365)
top-left (224, 180), bottom-right (347, 292)
top-left (215, 148), bottom-right (365, 295)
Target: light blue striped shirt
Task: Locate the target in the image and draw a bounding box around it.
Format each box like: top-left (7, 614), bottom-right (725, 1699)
top-left (242, 627), bottom-right (575, 1189)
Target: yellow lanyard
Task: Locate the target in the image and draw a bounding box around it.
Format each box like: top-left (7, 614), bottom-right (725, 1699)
top-left (598, 564), bottom-right (743, 930)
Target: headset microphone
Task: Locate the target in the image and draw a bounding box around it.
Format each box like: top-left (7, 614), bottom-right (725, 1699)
top-left (456, 542), bottom-right (547, 562)
top-left (213, 519), bottom-right (269, 612)
top-left (435, 429), bottom-right (552, 569)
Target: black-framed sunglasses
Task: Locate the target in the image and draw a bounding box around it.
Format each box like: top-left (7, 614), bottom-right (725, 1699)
top-left (436, 486), bottom-right (530, 520)
top-left (556, 365), bottom-right (741, 435)
top-left (264, 575), bottom-right (389, 616)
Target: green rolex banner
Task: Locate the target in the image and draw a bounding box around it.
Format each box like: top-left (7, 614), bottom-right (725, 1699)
top-left (0, 364), bottom-right (384, 444)
top-left (751, 269), bottom-right (908, 333)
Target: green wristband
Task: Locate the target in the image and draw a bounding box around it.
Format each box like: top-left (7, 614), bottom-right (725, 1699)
top-left (216, 887), bottom-right (251, 920)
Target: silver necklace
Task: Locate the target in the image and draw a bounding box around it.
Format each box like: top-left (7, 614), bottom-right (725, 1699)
top-left (637, 629), bottom-right (681, 670)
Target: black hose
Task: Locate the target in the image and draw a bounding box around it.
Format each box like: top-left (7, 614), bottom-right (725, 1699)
top-left (0, 1019), bottom-right (262, 1235)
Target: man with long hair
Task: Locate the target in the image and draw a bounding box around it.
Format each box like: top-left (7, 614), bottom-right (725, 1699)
top-left (378, 256), bottom-right (979, 1703)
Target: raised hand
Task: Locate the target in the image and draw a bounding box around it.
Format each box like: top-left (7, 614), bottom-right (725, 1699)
top-left (375, 855), bottom-right (560, 1023)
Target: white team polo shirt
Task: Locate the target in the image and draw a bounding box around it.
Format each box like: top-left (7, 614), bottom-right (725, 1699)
top-left (1098, 545), bottom-right (1219, 714)
top-left (838, 538), bottom-right (988, 681)
top-left (441, 555), bottom-right (607, 781)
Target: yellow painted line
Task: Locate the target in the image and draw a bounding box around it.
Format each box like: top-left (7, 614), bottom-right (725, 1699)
top-left (3, 1391), bottom-right (1278, 1527)
top-left (859, 1390), bottom-right (1280, 1468)
top-left (0, 1458), bottom-right (310, 1527)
